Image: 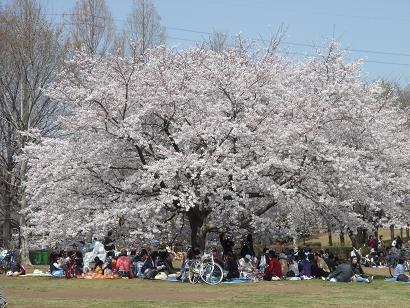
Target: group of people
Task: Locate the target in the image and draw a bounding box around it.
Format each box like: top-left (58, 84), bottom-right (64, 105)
top-left (49, 239), bottom-right (177, 280)
top-left (215, 234), bottom-right (372, 283)
top-left (45, 232), bottom-right (408, 283)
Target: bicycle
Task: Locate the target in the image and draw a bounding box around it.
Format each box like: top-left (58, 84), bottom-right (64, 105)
top-left (188, 250), bottom-right (224, 285)
top-left (386, 248), bottom-right (410, 277)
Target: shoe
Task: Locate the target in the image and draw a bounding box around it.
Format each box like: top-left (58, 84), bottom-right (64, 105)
top-left (321, 276), bottom-right (326, 281)
top-left (367, 276), bottom-right (373, 283)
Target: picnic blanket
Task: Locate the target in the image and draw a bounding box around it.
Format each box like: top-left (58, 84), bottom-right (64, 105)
top-left (161, 277), bottom-right (253, 284)
top-left (384, 277), bottom-right (410, 283)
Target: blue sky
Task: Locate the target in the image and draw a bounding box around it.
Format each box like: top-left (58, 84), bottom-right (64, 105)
top-left (23, 0), bottom-right (410, 85)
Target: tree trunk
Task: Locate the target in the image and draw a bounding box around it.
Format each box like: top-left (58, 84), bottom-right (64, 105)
top-left (400, 228), bottom-right (403, 239)
top-left (187, 207), bottom-right (209, 251)
top-left (327, 227), bottom-right (333, 246)
top-left (19, 160), bottom-right (31, 266)
top-left (2, 196), bottom-right (11, 249)
top-left (339, 228), bottom-right (345, 246)
top-left (406, 225), bottom-right (409, 240)
top-left (2, 184), bottom-right (13, 248)
top-left (390, 224), bottom-right (395, 241)
top-left (348, 228), bottom-right (367, 247)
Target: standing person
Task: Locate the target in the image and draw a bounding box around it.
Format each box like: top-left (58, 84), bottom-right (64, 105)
top-left (240, 234), bottom-right (255, 258)
top-left (377, 235), bottom-right (385, 251)
top-left (220, 233), bottom-right (235, 257)
top-left (224, 252), bottom-right (240, 279)
top-left (395, 236), bottom-right (403, 249)
top-left (104, 231), bottom-right (116, 258)
top-left (367, 235), bottom-right (377, 250)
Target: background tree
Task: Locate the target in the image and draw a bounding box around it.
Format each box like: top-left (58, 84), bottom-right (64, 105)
top-left (205, 30), bottom-right (229, 53)
top-left (69, 0), bottom-right (114, 55)
top-left (126, 0), bottom-right (166, 56)
top-left (0, 0), bottom-right (67, 261)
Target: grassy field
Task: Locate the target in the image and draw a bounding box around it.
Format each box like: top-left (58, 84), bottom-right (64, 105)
top-left (1, 268), bottom-right (409, 308)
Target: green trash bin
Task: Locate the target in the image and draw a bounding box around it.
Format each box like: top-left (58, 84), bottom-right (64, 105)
top-left (40, 251), bottom-right (50, 265)
top-left (30, 252), bottom-right (41, 265)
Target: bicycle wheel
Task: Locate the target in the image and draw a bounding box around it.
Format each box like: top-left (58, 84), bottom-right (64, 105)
top-left (188, 260), bottom-right (201, 284)
top-left (200, 261), bottom-right (223, 285)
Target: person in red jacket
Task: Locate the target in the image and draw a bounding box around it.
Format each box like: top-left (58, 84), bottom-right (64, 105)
top-left (264, 250), bottom-right (282, 281)
top-left (116, 249), bottom-right (133, 278)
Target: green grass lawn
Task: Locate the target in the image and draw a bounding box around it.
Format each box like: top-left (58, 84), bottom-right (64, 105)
top-left (1, 268), bottom-right (409, 308)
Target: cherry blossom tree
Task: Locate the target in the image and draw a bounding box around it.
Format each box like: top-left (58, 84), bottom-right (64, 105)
top-left (24, 42), bottom-right (410, 249)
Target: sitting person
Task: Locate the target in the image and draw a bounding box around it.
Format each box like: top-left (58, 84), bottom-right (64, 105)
top-left (75, 251), bottom-right (84, 274)
top-left (325, 252), bottom-right (336, 272)
top-left (133, 249), bottom-right (148, 278)
top-left (278, 253), bottom-right (288, 276)
top-left (376, 251), bottom-right (386, 267)
top-left (159, 251), bottom-right (177, 276)
top-left (287, 255), bottom-right (299, 278)
top-left (298, 251), bottom-right (312, 278)
top-left (327, 257), bottom-right (372, 283)
top-left (224, 251), bottom-right (240, 280)
top-left (141, 251), bottom-right (161, 279)
top-left (312, 252), bottom-right (330, 278)
top-left (10, 262), bottom-right (26, 277)
top-left (92, 256), bottom-right (104, 274)
top-left (238, 254), bottom-right (257, 278)
top-left (258, 249), bottom-right (269, 273)
top-left (116, 249), bottom-right (133, 278)
top-left (394, 259), bottom-right (409, 282)
top-left (264, 250), bottom-right (282, 281)
top-left (178, 248), bottom-right (199, 282)
top-left (49, 252), bottom-right (65, 276)
top-left (350, 256), bottom-right (372, 282)
top-left (65, 251), bottom-right (80, 278)
top-left (102, 257), bottom-right (114, 275)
